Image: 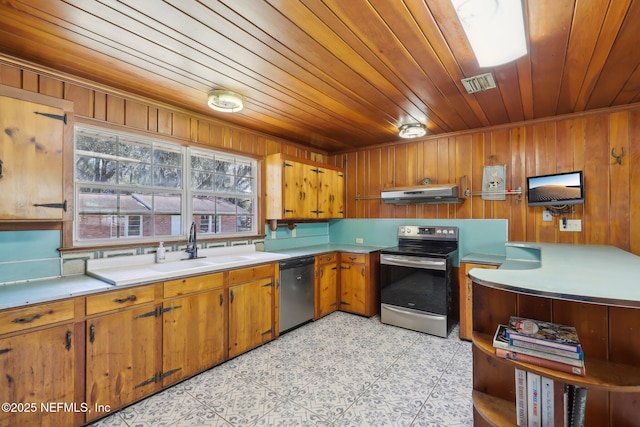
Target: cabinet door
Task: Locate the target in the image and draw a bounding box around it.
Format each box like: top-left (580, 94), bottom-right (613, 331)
top-left (162, 289), bottom-right (226, 386)
top-left (0, 96), bottom-right (65, 220)
top-left (282, 160), bottom-right (307, 218)
top-left (228, 278), bottom-right (274, 358)
top-left (85, 305), bottom-right (159, 421)
top-left (340, 262), bottom-right (367, 315)
top-left (317, 168), bottom-right (344, 219)
top-left (316, 260), bottom-right (338, 318)
top-left (0, 324), bottom-right (75, 427)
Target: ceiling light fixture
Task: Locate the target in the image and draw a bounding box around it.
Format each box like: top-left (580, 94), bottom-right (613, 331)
top-left (399, 123), bottom-right (427, 139)
top-left (451, 0), bottom-right (527, 67)
top-left (207, 89), bottom-right (244, 113)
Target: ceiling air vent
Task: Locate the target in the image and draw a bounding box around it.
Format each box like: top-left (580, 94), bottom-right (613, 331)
top-left (461, 73), bottom-right (497, 94)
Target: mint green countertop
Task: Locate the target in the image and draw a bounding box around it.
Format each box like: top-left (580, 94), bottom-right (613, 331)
top-left (460, 253), bottom-right (506, 265)
top-left (469, 242), bottom-right (640, 308)
top-left (272, 243), bottom-right (384, 258)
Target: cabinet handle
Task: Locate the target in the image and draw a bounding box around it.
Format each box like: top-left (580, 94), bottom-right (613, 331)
top-left (341, 265), bottom-right (351, 270)
top-left (361, 268), bottom-right (365, 277)
top-left (0, 348), bottom-right (12, 355)
top-left (230, 290), bottom-right (234, 304)
top-left (65, 330), bottom-right (72, 351)
top-left (34, 111), bottom-right (68, 124)
top-left (219, 293), bottom-right (224, 306)
top-left (349, 256), bottom-right (357, 260)
top-left (12, 313), bottom-right (42, 324)
top-left (113, 295), bottom-right (137, 304)
top-left (0, 159), bottom-right (3, 179)
top-left (33, 200), bottom-right (68, 212)
top-left (89, 324), bottom-right (95, 343)
top-left (299, 191), bottom-right (303, 200)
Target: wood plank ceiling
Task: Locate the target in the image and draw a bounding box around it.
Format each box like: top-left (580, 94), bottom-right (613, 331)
top-left (0, 0), bottom-right (639, 153)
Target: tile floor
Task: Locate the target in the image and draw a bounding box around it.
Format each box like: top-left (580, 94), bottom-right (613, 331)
top-left (88, 312), bottom-right (473, 427)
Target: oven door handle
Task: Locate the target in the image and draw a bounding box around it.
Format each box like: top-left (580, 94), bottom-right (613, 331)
top-left (382, 304), bottom-right (446, 320)
top-left (380, 255), bottom-right (446, 270)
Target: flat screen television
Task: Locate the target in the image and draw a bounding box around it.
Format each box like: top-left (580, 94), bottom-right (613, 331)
top-left (526, 170), bottom-right (584, 207)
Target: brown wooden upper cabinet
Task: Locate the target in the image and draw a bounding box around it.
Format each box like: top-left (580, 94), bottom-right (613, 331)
top-left (265, 153), bottom-right (344, 221)
top-left (0, 87), bottom-right (72, 221)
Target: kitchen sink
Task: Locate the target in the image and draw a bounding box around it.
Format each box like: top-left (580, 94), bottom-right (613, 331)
top-left (149, 260), bottom-right (211, 272)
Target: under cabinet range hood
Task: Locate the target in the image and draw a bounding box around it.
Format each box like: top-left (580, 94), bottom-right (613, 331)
top-left (381, 184), bottom-right (461, 204)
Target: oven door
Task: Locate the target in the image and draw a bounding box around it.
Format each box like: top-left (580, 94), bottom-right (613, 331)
top-left (379, 253), bottom-right (450, 315)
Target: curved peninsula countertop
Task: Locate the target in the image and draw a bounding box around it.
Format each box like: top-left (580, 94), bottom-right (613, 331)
top-left (468, 242), bottom-right (640, 308)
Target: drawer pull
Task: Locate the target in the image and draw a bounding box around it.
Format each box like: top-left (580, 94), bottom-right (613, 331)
top-left (89, 324), bottom-right (95, 343)
top-left (12, 313), bottom-right (42, 324)
top-left (219, 293), bottom-right (224, 306)
top-left (230, 290), bottom-right (235, 304)
top-left (0, 348), bottom-right (12, 355)
top-left (113, 295), bottom-right (137, 304)
top-left (65, 330), bottom-right (72, 351)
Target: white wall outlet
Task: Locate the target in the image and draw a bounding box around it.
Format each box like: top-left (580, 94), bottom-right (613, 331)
top-left (560, 219), bottom-right (582, 232)
top-left (291, 228), bottom-right (296, 238)
top-left (355, 237), bottom-right (364, 244)
top-left (542, 210), bottom-right (552, 222)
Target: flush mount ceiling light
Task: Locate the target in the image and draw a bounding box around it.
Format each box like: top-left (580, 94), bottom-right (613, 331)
top-left (399, 123), bottom-right (427, 139)
top-left (451, 0), bottom-right (527, 67)
top-left (207, 89), bottom-right (243, 113)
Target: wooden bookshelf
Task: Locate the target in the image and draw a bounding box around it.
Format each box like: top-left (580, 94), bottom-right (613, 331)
top-left (472, 390), bottom-right (517, 427)
top-left (471, 281), bottom-right (640, 427)
top-left (474, 332), bottom-right (640, 392)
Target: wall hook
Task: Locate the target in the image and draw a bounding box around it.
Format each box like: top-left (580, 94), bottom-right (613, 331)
top-left (611, 147), bottom-right (626, 165)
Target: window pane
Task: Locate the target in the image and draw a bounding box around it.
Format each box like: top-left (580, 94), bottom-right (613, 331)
top-left (119, 139), bottom-right (151, 163)
top-left (191, 171), bottom-right (213, 191)
top-left (153, 165), bottom-right (181, 188)
top-left (118, 161), bottom-right (151, 186)
top-left (236, 177), bottom-right (253, 194)
top-left (75, 155), bottom-right (118, 183)
top-left (214, 174), bottom-right (235, 192)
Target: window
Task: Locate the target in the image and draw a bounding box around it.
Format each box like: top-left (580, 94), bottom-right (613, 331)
top-left (190, 149), bottom-right (256, 235)
top-left (74, 126), bottom-right (257, 243)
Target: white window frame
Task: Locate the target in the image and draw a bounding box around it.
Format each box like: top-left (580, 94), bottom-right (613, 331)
top-left (73, 125), bottom-right (258, 245)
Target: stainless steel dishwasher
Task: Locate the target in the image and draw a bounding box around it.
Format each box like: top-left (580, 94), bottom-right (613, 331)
top-left (279, 256), bottom-right (315, 333)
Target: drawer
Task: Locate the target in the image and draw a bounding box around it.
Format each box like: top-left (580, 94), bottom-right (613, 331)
top-left (0, 299), bottom-right (75, 335)
top-left (316, 252), bottom-right (337, 265)
top-left (229, 263), bottom-right (275, 285)
top-left (164, 272), bottom-right (225, 298)
top-left (86, 285), bottom-right (156, 315)
top-left (340, 252), bottom-right (366, 264)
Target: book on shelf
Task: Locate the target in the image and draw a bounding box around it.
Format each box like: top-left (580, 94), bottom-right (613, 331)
top-left (515, 368), bottom-right (528, 426)
top-left (564, 384), bottom-right (588, 427)
top-left (496, 348), bottom-right (586, 376)
top-left (508, 316), bottom-right (583, 354)
top-left (494, 325), bottom-right (585, 367)
top-left (527, 372), bottom-right (541, 427)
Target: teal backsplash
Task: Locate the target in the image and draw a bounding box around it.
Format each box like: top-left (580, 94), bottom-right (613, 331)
top-left (263, 222), bottom-right (330, 251)
top-left (264, 218), bottom-right (508, 264)
top-left (0, 230), bottom-right (62, 283)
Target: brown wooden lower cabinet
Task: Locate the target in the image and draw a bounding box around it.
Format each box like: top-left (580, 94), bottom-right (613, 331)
top-left (315, 252), bottom-right (338, 319)
top-left (85, 302), bottom-right (161, 422)
top-left (458, 262), bottom-right (499, 341)
top-left (339, 251), bottom-right (380, 317)
top-left (162, 282), bottom-right (226, 387)
top-left (228, 270), bottom-right (276, 359)
top-left (0, 323), bottom-right (77, 427)
top-left (472, 281), bottom-right (640, 427)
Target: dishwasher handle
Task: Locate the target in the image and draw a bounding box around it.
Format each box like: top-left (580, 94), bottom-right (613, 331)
top-left (279, 256), bottom-right (315, 270)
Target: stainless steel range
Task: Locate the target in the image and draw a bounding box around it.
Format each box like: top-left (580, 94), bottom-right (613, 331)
top-left (379, 225), bottom-right (459, 338)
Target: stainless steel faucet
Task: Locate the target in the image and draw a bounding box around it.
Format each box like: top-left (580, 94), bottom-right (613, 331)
top-left (185, 221), bottom-right (198, 259)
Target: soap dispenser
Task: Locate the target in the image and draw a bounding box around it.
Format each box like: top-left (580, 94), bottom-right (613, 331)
top-left (156, 242), bottom-right (166, 263)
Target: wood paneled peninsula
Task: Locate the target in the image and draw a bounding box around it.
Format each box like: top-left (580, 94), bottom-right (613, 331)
top-left (469, 242), bottom-right (640, 427)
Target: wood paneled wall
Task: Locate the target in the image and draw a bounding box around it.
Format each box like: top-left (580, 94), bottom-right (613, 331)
top-left (329, 107), bottom-right (640, 256)
top-left (0, 59), bottom-right (325, 162)
top-left (0, 57), bottom-right (325, 243)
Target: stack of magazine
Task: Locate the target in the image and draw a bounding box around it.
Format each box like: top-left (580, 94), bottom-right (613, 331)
top-left (493, 316), bottom-right (585, 376)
